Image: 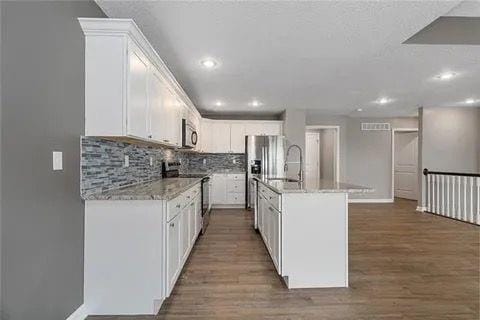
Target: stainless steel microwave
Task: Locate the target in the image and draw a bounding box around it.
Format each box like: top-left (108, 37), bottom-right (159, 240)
top-left (182, 119), bottom-right (198, 149)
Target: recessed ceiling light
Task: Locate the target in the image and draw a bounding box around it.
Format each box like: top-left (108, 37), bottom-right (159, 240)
top-left (465, 98), bottom-right (476, 104)
top-left (437, 72), bottom-right (456, 80)
top-left (200, 58), bottom-right (218, 69)
top-left (214, 101), bottom-right (223, 107)
top-left (249, 100), bottom-right (261, 107)
top-left (376, 97), bottom-right (392, 105)
top-left (356, 108), bottom-right (363, 112)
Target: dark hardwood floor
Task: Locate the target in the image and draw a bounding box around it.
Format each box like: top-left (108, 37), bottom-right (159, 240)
top-left (89, 199), bottom-right (479, 320)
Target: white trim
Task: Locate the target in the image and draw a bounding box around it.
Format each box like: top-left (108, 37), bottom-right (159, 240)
top-left (348, 198), bottom-right (394, 203)
top-left (391, 128), bottom-right (419, 202)
top-left (305, 125), bottom-right (340, 182)
top-left (416, 206), bottom-right (427, 212)
top-left (66, 304), bottom-right (88, 320)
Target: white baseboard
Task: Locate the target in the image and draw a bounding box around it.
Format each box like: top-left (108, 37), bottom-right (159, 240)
top-left (348, 198), bottom-right (394, 204)
top-left (66, 304), bottom-right (88, 320)
top-left (416, 206), bottom-right (426, 212)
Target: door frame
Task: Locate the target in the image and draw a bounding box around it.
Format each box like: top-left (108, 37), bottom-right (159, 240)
top-left (305, 131), bottom-right (321, 182)
top-left (305, 125), bottom-right (340, 182)
top-left (391, 128), bottom-right (419, 202)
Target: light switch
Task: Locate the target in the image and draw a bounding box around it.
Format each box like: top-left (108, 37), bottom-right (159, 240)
top-left (124, 155), bottom-right (129, 167)
top-left (52, 151), bottom-right (63, 171)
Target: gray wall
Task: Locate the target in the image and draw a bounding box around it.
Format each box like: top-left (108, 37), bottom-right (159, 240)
top-left (281, 109), bottom-right (306, 179)
top-left (1, 2), bottom-right (105, 320)
top-left (419, 107), bottom-right (480, 206)
top-left (306, 113), bottom-right (418, 200)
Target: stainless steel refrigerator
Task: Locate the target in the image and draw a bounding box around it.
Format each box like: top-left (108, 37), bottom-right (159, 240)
top-left (245, 135), bottom-right (287, 210)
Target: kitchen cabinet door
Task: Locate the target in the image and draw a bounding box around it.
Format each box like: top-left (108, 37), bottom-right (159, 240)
top-left (195, 194), bottom-right (202, 236)
top-left (210, 122), bottom-right (231, 153)
top-left (148, 69), bottom-right (168, 141)
top-left (262, 122), bottom-right (282, 136)
top-left (270, 205), bottom-right (281, 273)
top-left (201, 119), bottom-right (212, 152)
top-left (127, 44), bottom-right (149, 139)
top-left (230, 123), bottom-right (246, 153)
top-left (212, 174), bottom-right (227, 204)
top-left (167, 213), bottom-right (181, 293)
top-left (188, 200), bottom-right (196, 246)
top-left (180, 208), bottom-right (190, 261)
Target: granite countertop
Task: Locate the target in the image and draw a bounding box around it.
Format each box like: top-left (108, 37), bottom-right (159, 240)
top-left (254, 176), bottom-right (373, 194)
top-left (186, 169), bottom-right (245, 175)
top-left (83, 175), bottom-right (209, 201)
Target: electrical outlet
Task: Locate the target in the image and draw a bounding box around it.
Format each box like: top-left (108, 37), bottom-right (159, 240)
top-left (149, 156), bottom-right (153, 166)
top-left (233, 159), bottom-right (237, 164)
top-left (203, 159), bottom-right (207, 165)
top-left (52, 151), bottom-right (63, 171)
top-left (124, 155), bottom-right (129, 167)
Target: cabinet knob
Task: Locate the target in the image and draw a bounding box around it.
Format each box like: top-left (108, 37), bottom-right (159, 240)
top-left (268, 206), bottom-right (274, 212)
top-left (170, 223), bottom-right (175, 227)
top-left (176, 204), bottom-right (181, 208)
top-left (187, 196), bottom-right (191, 199)
top-left (148, 135), bottom-right (152, 138)
top-left (190, 202), bottom-right (194, 207)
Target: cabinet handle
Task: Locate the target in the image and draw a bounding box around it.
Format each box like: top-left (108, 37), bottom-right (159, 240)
top-left (190, 202), bottom-right (194, 207)
top-left (269, 196), bottom-right (273, 200)
top-left (176, 204), bottom-right (181, 208)
top-left (268, 206), bottom-right (274, 212)
top-left (170, 222), bottom-right (175, 227)
top-left (148, 134), bottom-right (152, 138)
top-left (163, 139), bottom-right (170, 142)
top-left (187, 196), bottom-right (191, 199)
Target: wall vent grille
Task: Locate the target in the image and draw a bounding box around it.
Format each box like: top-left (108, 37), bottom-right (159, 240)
top-left (361, 123), bottom-right (391, 131)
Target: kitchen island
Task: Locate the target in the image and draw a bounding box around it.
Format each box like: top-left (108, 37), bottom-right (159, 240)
top-left (253, 176), bottom-right (371, 289)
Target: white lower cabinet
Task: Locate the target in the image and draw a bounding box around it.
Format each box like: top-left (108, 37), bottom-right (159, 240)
top-left (84, 182), bottom-right (202, 316)
top-left (258, 189), bottom-right (281, 274)
top-left (212, 173), bottom-right (246, 207)
top-left (167, 213), bottom-right (181, 291)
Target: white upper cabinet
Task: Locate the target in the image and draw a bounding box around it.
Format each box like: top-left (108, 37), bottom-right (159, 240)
top-left (126, 43), bottom-right (150, 139)
top-left (230, 123), bottom-right (246, 153)
top-left (79, 18), bottom-right (200, 147)
top-left (210, 121), bottom-right (231, 153)
top-left (201, 120), bottom-right (283, 153)
top-left (148, 69), bottom-right (167, 141)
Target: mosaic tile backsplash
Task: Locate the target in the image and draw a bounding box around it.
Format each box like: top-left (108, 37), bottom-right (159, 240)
top-left (81, 137), bottom-right (245, 196)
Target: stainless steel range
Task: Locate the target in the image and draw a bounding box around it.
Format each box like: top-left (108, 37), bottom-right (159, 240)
top-left (162, 161), bottom-right (211, 234)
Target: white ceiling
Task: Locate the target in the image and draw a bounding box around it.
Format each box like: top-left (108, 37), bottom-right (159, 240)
top-left (96, 0), bottom-right (480, 118)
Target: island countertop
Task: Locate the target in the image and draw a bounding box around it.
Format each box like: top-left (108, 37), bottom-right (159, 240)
top-left (82, 175), bottom-right (209, 201)
top-left (254, 176), bottom-right (373, 194)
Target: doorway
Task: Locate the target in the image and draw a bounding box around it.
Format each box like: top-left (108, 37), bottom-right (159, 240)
top-left (392, 129), bottom-right (418, 201)
top-left (305, 126), bottom-right (339, 182)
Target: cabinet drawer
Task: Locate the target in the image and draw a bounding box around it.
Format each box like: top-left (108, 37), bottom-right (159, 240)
top-left (227, 180), bottom-right (245, 193)
top-left (227, 193), bottom-right (244, 204)
top-left (259, 184), bottom-right (281, 212)
top-left (167, 194), bottom-right (185, 221)
top-left (185, 184), bottom-right (201, 202)
top-left (228, 174), bottom-right (245, 181)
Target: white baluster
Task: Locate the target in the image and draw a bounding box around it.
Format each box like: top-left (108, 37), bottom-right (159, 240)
top-left (432, 175), bottom-right (436, 213)
top-left (457, 176), bottom-right (461, 219)
top-left (436, 174), bottom-right (440, 215)
top-left (452, 176), bottom-right (456, 219)
top-left (469, 177), bottom-right (474, 223)
top-left (476, 177), bottom-right (480, 225)
top-left (427, 174), bottom-right (431, 212)
top-left (446, 175), bottom-right (450, 217)
top-left (463, 176), bottom-right (467, 221)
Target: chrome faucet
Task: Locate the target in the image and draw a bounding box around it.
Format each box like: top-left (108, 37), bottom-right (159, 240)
top-left (284, 144), bottom-right (304, 182)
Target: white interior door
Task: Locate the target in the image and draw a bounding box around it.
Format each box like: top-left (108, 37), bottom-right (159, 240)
top-left (394, 131), bottom-right (418, 200)
top-left (305, 132), bottom-right (320, 182)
